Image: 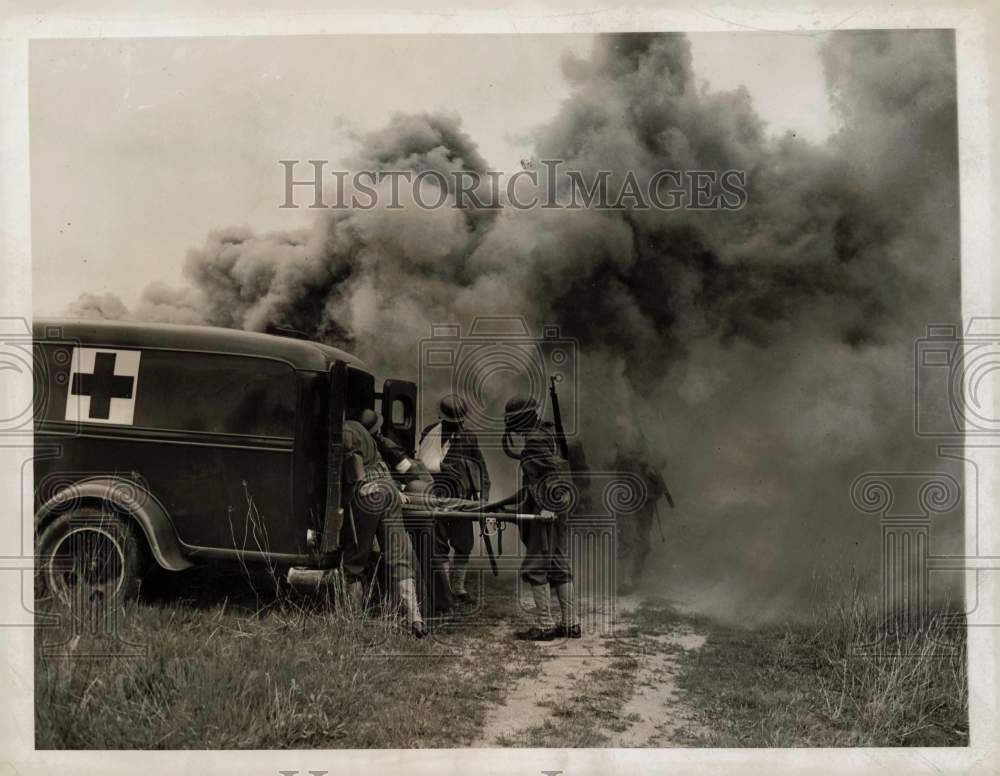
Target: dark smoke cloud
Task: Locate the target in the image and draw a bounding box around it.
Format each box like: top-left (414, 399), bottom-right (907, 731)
top-left (71, 31), bottom-right (962, 621)
top-left (355, 111), bottom-right (491, 176)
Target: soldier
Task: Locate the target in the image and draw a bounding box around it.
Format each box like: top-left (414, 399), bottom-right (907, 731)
top-left (612, 434), bottom-right (674, 596)
top-left (416, 394), bottom-right (491, 605)
top-left (361, 409), bottom-right (435, 495)
top-left (359, 409), bottom-right (454, 616)
top-left (340, 416), bottom-right (427, 638)
top-left (494, 394), bottom-right (580, 640)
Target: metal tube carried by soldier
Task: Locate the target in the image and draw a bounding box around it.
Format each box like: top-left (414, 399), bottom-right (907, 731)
top-left (400, 504), bottom-right (554, 523)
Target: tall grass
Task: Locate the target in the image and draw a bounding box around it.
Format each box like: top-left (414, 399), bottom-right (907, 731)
top-left (677, 572), bottom-right (968, 747)
top-left (35, 482), bottom-right (519, 749)
top-left (808, 572), bottom-right (968, 746)
top-left (34, 564), bottom-right (513, 749)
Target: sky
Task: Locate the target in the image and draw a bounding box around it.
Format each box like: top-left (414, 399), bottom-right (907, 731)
top-left (29, 32), bottom-right (836, 314)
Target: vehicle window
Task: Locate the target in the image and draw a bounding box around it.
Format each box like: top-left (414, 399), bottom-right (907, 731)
top-left (136, 351), bottom-right (296, 437)
top-left (391, 398), bottom-right (407, 426)
top-left (346, 367), bottom-right (375, 420)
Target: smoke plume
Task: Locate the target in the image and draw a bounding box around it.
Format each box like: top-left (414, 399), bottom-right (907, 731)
top-left (71, 32), bottom-right (962, 621)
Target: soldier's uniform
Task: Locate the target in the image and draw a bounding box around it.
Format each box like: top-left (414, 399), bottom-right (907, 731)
top-left (340, 418), bottom-right (425, 636)
top-left (517, 421), bottom-right (573, 587)
top-left (417, 395), bottom-right (490, 604)
top-left (502, 394), bottom-right (580, 640)
top-left (372, 427), bottom-right (435, 494)
top-left (614, 450), bottom-right (669, 592)
top-left (368, 420), bottom-right (454, 615)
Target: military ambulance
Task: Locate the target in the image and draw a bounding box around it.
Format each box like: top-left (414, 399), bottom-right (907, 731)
top-left (32, 318), bottom-right (416, 605)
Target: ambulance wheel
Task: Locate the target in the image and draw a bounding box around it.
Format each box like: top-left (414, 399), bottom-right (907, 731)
top-left (36, 507), bottom-right (148, 606)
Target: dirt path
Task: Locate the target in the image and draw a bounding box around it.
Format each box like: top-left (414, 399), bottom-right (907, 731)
top-left (608, 629), bottom-right (707, 746)
top-left (472, 594), bottom-right (707, 747)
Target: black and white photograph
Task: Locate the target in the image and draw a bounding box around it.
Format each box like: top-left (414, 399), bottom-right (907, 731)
top-left (1, 2), bottom-right (998, 773)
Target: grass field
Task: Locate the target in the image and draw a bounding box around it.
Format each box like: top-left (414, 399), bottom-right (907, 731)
top-left (34, 565), bottom-right (968, 749)
top-left (35, 566), bottom-right (542, 749)
top-left (667, 591), bottom-right (969, 747)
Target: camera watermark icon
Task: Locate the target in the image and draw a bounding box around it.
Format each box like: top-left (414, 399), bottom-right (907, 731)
top-left (417, 316), bottom-right (578, 436)
top-left (915, 318), bottom-right (1000, 437)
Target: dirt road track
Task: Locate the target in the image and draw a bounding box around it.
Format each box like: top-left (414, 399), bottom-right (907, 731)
top-left (473, 595), bottom-right (707, 747)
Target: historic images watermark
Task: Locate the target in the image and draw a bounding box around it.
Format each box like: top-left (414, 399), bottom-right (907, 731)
top-left (278, 159), bottom-right (748, 211)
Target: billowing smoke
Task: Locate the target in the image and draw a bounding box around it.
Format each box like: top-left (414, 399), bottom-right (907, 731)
top-left (67, 292), bottom-right (129, 321)
top-left (71, 32), bottom-right (962, 621)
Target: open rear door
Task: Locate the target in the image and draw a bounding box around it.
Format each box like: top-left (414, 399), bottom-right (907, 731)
top-left (380, 379), bottom-right (417, 453)
top-left (319, 361), bottom-right (347, 558)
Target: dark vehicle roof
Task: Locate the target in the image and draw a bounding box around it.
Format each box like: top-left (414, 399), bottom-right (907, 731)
top-left (34, 318), bottom-right (368, 373)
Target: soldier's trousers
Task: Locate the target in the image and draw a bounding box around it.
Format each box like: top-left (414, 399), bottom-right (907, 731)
top-left (519, 512), bottom-right (572, 586)
top-left (342, 482), bottom-right (417, 586)
top-left (402, 514), bottom-right (452, 615)
top-left (616, 507), bottom-right (654, 584)
top-left (431, 474), bottom-right (477, 564)
top-left (435, 518), bottom-right (474, 563)
top-left (430, 483), bottom-right (477, 608)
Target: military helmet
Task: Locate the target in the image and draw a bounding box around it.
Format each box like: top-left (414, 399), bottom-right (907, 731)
top-left (439, 393), bottom-right (469, 422)
top-left (504, 393), bottom-right (538, 431)
top-left (359, 408), bottom-right (382, 433)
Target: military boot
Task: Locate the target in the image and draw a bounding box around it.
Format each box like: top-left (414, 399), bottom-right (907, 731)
top-left (344, 580), bottom-right (365, 614)
top-left (450, 563), bottom-right (474, 605)
top-left (399, 577), bottom-right (428, 638)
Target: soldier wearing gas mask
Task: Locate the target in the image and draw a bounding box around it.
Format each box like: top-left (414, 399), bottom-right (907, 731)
top-left (340, 416), bottom-right (427, 638)
top-left (496, 394), bottom-right (580, 640)
top-left (416, 394), bottom-right (491, 606)
top-left (360, 408), bottom-right (455, 616)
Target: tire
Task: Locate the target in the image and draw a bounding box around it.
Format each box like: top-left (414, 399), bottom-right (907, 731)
top-left (36, 507), bottom-right (148, 606)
